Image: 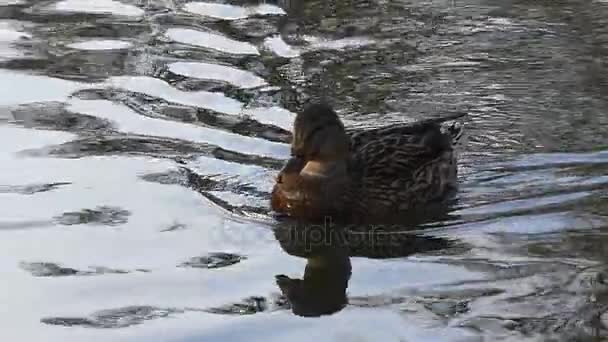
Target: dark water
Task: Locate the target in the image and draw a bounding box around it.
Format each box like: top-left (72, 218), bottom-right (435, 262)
top-left (1, 0), bottom-right (607, 341)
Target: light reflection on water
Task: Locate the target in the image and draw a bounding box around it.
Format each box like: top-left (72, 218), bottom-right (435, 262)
top-left (0, 0), bottom-right (607, 341)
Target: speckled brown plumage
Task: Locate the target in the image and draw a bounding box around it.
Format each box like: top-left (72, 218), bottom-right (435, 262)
top-left (271, 103), bottom-right (465, 223)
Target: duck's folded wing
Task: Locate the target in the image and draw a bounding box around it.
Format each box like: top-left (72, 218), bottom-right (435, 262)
top-left (350, 124), bottom-right (459, 210)
top-left (352, 133), bottom-right (446, 181)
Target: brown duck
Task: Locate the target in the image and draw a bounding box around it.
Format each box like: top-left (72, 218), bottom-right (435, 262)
top-left (271, 103), bottom-right (465, 223)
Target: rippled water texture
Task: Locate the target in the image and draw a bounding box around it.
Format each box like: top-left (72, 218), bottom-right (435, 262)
top-left (1, 0), bottom-right (608, 341)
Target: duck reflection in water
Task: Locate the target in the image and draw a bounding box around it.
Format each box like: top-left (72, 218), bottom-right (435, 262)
top-left (275, 227), bottom-right (351, 317)
top-left (273, 222), bottom-right (452, 317)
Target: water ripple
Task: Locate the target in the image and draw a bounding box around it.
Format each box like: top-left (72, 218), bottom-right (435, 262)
top-left (183, 2), bottom-right (285, 20)
top-left (168, 61), bottom-right (266, 89)
top-left (66, 39), bottom-right (133, 51)
top-left (165, 27), bottom-right (259, 55)
top-left (48, 0), bottom-right (144, 17)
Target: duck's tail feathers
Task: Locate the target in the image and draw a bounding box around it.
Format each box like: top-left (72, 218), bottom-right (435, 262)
top-left (419, 111), bottom-right (467, 126)
top-left (446, 121), bottom-right (464, 146)
top-left (434, 112), bottom-right (466, 146)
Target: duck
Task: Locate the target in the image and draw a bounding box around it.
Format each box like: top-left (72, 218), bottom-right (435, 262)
top-left (271, 103), bottom-right (465, 223)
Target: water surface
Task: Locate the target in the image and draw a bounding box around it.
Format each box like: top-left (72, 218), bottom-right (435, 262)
top-left (1, 0), bottom-right (607, 341)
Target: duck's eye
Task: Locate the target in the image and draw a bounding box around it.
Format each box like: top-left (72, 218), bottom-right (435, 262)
top-left (305, 151), bottom-right (318, 160)
top-left (291, 148), bottom-right (304, 159)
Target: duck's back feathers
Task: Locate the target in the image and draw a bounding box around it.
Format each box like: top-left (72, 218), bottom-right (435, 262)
top-left (346, 112), bottom-right (466, 151)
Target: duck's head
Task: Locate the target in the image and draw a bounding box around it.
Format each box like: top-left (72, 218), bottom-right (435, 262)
top-left (271, 104), bottom-right (352, 219)
top-left (291, 103), bottom-right (350, 178)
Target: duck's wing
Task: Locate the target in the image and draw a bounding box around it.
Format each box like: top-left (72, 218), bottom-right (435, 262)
top-left (349, 114), bottom-right (465, 210)
top-left (351, 123), bottom-right (451, 180)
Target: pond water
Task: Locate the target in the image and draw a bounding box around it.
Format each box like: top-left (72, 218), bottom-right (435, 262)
top-left (1, 0), bottom-right (607, 341)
